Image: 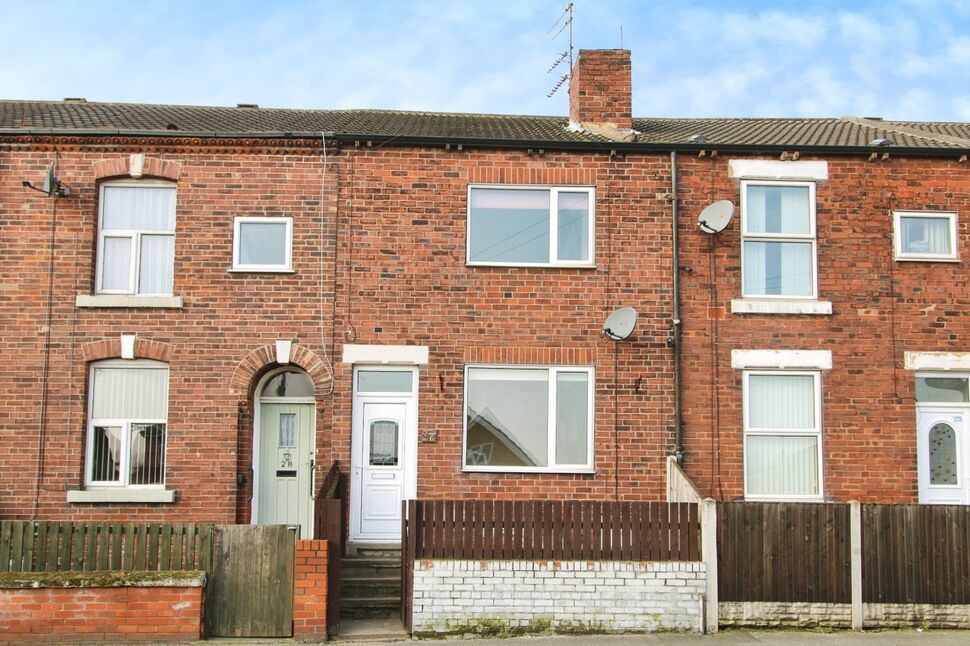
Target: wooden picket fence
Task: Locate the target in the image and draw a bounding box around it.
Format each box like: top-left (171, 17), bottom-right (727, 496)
top-left (313, 461), bottom-right (346, 636)
top-left (0, 521), bottom-right (213, 572)
top-left (400, 499), bottom-right (700, 631)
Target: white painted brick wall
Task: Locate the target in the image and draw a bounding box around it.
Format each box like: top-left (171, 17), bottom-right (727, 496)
top-left (411, 560), bottom-right (706, 636)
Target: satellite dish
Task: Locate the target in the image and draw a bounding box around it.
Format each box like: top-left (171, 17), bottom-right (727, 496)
top-left (602, 307), bottom-right (638, 341)
top-left (42, 162), bottom-right (57, 195)
top-left (698, 200), bottom-right (734, 234)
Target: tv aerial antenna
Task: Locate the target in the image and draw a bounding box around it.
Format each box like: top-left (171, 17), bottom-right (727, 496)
top-left (546, 2), bottom-right (574, 98)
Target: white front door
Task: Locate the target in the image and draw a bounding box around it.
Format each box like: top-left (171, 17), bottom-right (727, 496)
top-left (917, 407), bottom-right (968, 504)
top-left (257, 402), bottom-right (315, 537)
top-left (350, 368), bottom-right (417, 543)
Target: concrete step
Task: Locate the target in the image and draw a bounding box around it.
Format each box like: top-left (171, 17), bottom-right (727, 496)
top-left (332, 616), bottom-right (408, 643)
top-left (341, 575), bottom-right (401, 598)
top-left (350, 546), bottom-right (402, 560)
top-left (341, 557), bottom-right (401, 579)
top-left (340, 595), bottom-right (401, 620)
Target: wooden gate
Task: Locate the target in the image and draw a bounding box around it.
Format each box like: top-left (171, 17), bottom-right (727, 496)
top-left (204, 525), bottom-right (297, 637)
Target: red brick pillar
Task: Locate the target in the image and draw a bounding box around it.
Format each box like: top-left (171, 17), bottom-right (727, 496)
top-left (293, 539), bottom-right (329, 641)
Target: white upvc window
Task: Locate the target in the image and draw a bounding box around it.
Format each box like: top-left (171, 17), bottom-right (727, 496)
top-left (96, 181), bottom-right (177, 295)
top-left (893, 211), bottom-right (958, 262)
top-left (463, 365), bottom-right (594, 473)
top-left (232, 217), bottom-right (294, 272)
top-left (86, 359), bottom-right (169, 488)
top-left (743, 370), bottom-right (823, 501)
top-left (467, 185), bottom-right (595, 267)
top-left (741, 180), bottom-right (817, 299)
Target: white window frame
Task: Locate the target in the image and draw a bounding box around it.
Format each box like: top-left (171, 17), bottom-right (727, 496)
top-left (231, 216), bottom-right (294, 272)
top-left (85, 359), bottom-right (169, 489)
top-left (96, 180), bottom-right (177, 296)
top-left (742, 369), bottom-right (823, 501)
top-left (462, 364), bottom-right (595, 473)
top-left (466, 185), bottom-right (596, 268)
top-left (740, 179), bottom-right (818, 300)
top-left (914, 371), bottom-right (970, 404)
top-left (893, 210), bottom-right (959, 262)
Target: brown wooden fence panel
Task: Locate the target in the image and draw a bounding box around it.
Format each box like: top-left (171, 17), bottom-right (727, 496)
top-left (0, 521), bottom-right (212, 572)
top-left (402, 500), bottom-right (699, 563)
top-left (863, 504), bottom-right (970, 604)
top-left (312, 460), bottom-right (345, 637)
top-left (717, 502), bottom-right (851, 603)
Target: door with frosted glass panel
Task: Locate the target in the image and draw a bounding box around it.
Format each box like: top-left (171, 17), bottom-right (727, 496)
top-left (257, 403), bottom-right (314, 538)
top-left (353, 402), bottom-right (407, 541)
top-left (917, 408), bottom-right (967, 504)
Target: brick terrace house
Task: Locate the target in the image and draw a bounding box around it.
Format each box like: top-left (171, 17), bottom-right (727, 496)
top-left (2, 50), bottom-right (970, 544)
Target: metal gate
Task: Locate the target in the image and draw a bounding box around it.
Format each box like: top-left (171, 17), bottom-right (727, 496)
top-left (204, 525), bottom-right (297, 637)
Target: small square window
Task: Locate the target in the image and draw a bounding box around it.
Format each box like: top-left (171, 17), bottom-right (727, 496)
top-left (232, 217), bottom-right (293, 272)
top-left (467, 186), bottom-right (594, 266)
top-left (894, 211), bottom-right (958, 262)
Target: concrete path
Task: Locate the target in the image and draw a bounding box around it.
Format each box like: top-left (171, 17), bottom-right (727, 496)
top-left (328, 630), bottom-right (969, 645)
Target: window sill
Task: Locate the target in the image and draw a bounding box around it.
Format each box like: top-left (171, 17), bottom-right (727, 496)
top-left (462, 467), bottom-right (595, 475)
top-left (76, 295), bottom-right (183, 309)
top-left (66, 489), bottom-right (176, 504)
top-left (895, 256), bottom-right (960, 263)
top-left (731, 299), bottom-right (832, 315)
top-left (228, 267), bottom-right (295, 274)
top-left (465, 262), bottom-right (597, 270)
top-left (745, 495), bottom-right (823, 503)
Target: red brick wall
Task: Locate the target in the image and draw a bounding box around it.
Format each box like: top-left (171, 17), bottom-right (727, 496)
top-left (0, 585), bottom-right (203, 643)
top-left (294, 539), bottom-right (329, 639)
top-left (677, 154), bottom-right (970, 502)
top-left (569, 49), bottom-right (632, 130)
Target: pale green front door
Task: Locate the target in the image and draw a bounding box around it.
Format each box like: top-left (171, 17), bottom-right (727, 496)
top-left (257, 403), bottom-right (314, 538)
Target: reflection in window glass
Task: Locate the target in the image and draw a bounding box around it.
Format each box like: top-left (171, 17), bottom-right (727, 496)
top-left (357, 371), bottom-right (413, 393)
top-left (558, 192), bottom-right (590, 262)
top-left (556, 372), bottom-right (588, 464)
top-left (369, 421), bottom-right (399, 466)
top-left (261, 371), bottom-right (314, 398)
top-left (916, 377), bottom-right (969, 403)
top-left (129, 423), bottom-right (166, 485)
top-left (743, 241), bottom-right (814, 297)
top-left (929, 423), bottom-right (958, 486)
top-left (745, 185), bottom-right (811, 234)
top-left (466, 368), bottom-right (549, 467)
top-left (469, 188), bottom-right (550, 264)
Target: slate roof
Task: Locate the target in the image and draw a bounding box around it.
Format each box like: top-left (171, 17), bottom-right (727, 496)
top-left (2, 99), bottom-right (969, 151)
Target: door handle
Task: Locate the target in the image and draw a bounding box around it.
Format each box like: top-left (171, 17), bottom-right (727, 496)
top-left (309, 458), bottom-right (316, 499)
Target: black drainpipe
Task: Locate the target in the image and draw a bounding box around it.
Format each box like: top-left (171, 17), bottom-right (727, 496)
top-left (670, 151), bottom-right (685, 465)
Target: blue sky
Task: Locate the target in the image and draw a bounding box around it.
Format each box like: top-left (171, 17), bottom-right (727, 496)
top-left (3, 0), bottom-right (970, 121)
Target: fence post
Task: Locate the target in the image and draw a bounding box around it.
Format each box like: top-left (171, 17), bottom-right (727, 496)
top-left (700, 498), bottom-right (718, 634)
top-left (850, 500), bottom-right (863, 630)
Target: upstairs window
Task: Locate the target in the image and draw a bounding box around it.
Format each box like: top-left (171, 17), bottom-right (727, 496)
top-left (741, 180), bottom-right (817, 299)
top-left (86, 360), bottom-right (169, 487)
top-left (97, 181), bottom-right (176, 295)
top-left (467, 186), bottom-right (594, 266)
top-left (894, 211), bottom-right (958, 262)
top-left (232, 217), bottom-right (293, 272)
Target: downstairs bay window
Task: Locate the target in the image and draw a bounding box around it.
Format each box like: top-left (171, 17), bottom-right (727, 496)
top-left (743, 370), bottom-right (823, 500)
top-left (463, 366), bottom-right (593, 472)
top-left (86, 359), bottom-right (169, 488)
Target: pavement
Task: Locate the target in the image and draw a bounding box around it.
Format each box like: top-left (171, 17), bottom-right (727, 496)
top-left (326, 630), bottom-right (970, 645)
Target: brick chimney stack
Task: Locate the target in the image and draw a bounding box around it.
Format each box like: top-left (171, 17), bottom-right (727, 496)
top-left (568, 49), bottom-right (633, 134)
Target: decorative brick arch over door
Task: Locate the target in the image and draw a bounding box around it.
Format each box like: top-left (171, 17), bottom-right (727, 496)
top-left (229, 343), bottom-right (332, 400)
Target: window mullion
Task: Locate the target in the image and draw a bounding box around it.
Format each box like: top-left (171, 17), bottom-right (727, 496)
top-left (549, 189), bottom-right (559, 264)
top-left (120, 421), bottom-right (131, 487)
top-left (129, 233), bottom-right (140, 294)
